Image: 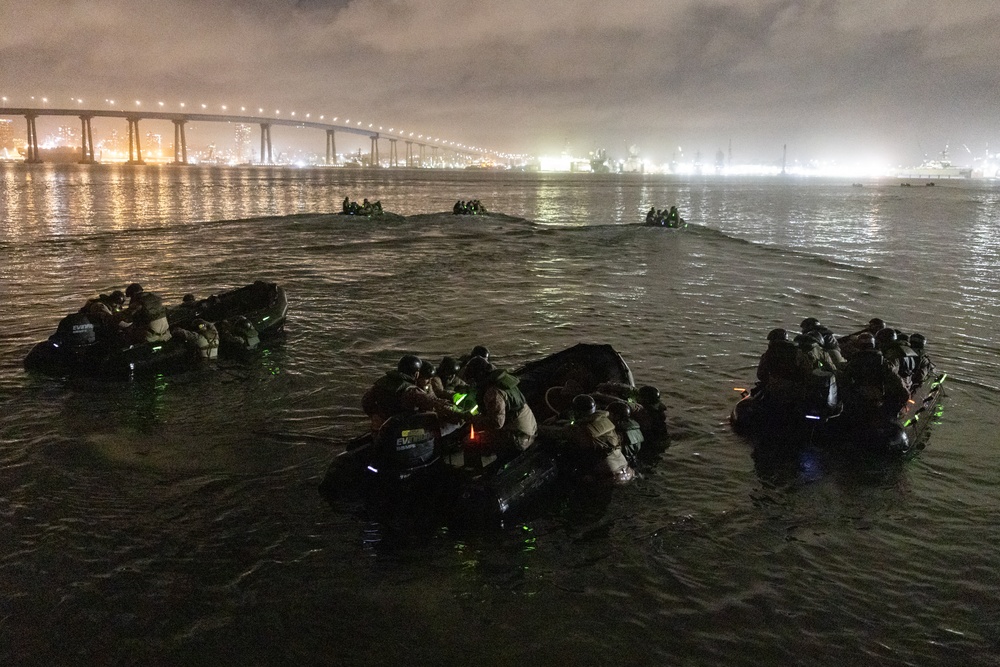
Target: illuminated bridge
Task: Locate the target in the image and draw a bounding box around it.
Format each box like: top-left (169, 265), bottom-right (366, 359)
top-left (0, 107), bottom-right (498, 167)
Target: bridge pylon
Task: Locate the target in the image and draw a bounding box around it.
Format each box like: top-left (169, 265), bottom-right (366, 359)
top-left (79, 116), bottom-right (95, 163)
top-left (326, 130), bottom-right (337, 165)
top-left (23, 114), bottom-right (41, 163)
top-left (172, 119), bottom-right (188, 165)
top-left (126, 117), bottom-right (145, 164)
top-left (259, 123), bottom-right (272, 164)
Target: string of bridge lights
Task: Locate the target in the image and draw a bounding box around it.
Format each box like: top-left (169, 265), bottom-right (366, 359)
top-left (1, 94), bottom-right (528, 161)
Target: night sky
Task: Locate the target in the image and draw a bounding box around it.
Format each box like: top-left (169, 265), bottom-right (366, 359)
top-left (3, 0), bottom-right (999, 165)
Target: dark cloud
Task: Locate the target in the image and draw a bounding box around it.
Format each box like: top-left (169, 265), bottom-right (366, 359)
top-left (3, 0), bottom-right (1000, 164)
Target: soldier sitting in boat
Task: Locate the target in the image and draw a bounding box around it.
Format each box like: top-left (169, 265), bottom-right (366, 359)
top-left (753, 328), bottom-right (801, 403)
top-left (361, 355), bottom-right (466, 434)
top-left (119, 283), bottom-right (171, 345)
top-left (462, 356), bottom-right (538, 463)
top-left (173, 293), bottom-right (201, 319)
top-left (79, 290), bottom-right (126, 340)
top-left (907, 333), bottom-right (936, 386)
top-left (666, 206), bottom-right (681, 225)
top-left (797, 317), bottom-right (848, 371)
top-left (839, 333), bottom-right (909, 421)
top-left (457, 345), bottom-right (490, 381)
top-left (541, 394), bottom-right (635, 485)
top-left (795, 329), bottom-right (841, 374)
top-left (875, 328), bottom-right (920, 390)
top-left (429, 356), bottom-right (469, 402)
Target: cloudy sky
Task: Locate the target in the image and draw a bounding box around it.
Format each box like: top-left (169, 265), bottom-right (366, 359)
top-left (3, 0), bottom-right (999, 165)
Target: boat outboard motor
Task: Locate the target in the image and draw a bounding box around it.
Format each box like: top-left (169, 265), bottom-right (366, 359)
top-left (52, 313), bottom-right (96, 348)
top-left (371, 412), bottom-right (442, 482)
top-left (801, 369), bottom-right (840, 420)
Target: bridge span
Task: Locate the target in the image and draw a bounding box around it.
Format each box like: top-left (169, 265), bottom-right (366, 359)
top-left (0, 107), bottom-right (481, 167)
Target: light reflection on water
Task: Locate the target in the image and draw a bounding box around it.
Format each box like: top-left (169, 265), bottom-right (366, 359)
top-left (1, 165), bottom-right (1000, 665)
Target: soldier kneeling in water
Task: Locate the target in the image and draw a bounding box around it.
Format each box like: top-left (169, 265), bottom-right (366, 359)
top-left (171, 319), bottom-right (219, 359)
top-left (542, 394), bottom-right (636, 486)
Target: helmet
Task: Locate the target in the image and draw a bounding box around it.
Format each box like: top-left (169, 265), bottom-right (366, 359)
top-left (874, 328), bottom-right (897, 346)
top-left (795, 332), bottom-right (820, 348)
top-left (125, 283), bottom-right (143, 299)
top-left (909, 333), bottom-right (926, 350)
top-left (420, 360), bottom-right (436, 378)
top-left (857, 332), bottom-right (876, 350)
top-left (397, 354), bottom-right (423, 378)
top-left (767, 328), bottom-right (788, 342)
top-left (437, 356), bottom-right (461, 378)
top-left (800, 317), bottom-right (821, 332)
top-left (867, 317), bottom-right (885, 333)
top-left (637, 385), bottom-right (660, 406)
top-left (108, 290), bottom-right (126, 306)
top-left (470, 345), bottom-right (490, 361)
top-left (463, 355), bottom-right (494, 384)
top-left (183, 293), bottom-right (197, 305)
top-left (571, 394), bottom-right (596, 418)
top-left (607, 400), bottom-right (631, 422)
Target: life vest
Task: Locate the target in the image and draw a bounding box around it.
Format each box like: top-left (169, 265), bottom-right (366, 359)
top-left (617, 418), bottom-right (644, 463)
top-left (80, 297), bottom-right (114, 318)
top-left (130, 292), bottom-right (166, 321)
top-left (235, 329), bottom-right (260, 350)
top-left (885, 343), bottom-right (919, 378)
top-left (363, 371), bottom-right (417, 420)
top-left (844, 349), bottom-right (887, 387)
top-left (475, 369), bottom-right (528, 422)
top-left (758, 339), bottom-right (800, 381)
top-left (193, 323), bottom-right (219, 359)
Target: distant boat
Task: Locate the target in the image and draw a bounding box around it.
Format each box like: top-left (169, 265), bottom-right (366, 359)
top-left (893, 148), bottom-right (972, 179)
top-left (18, 146), bottom-right (88, 163)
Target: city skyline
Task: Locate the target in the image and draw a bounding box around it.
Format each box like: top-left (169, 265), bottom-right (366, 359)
top-left (3, 1), bottom-right (1000, 167)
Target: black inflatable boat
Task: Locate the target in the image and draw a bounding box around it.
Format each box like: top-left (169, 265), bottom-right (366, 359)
top-left (319, 343), bottom-right (662, 523)
top-left (24, 281), bottom-right (287, 379)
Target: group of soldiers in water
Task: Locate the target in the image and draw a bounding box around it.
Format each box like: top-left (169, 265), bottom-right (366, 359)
top-left (645, 206), bottom-right (683, 227)
top-left (342, 197), bottom-right (383, 216)
top-left (66, 283), bottom-right (260, 360)
top-left (453, 200), bottom-right (488, 215)
top-left (361, 346), bottom-right (668, 486)
top-left (753, 317), bottom-right (936, 422)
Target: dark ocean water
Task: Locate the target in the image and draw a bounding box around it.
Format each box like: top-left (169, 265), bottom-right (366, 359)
top-left (1, 164), bottom-right (999, 666)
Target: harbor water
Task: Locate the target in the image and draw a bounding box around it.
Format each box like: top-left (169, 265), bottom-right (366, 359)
top-left (1, 164), bottom-right (999, 665)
